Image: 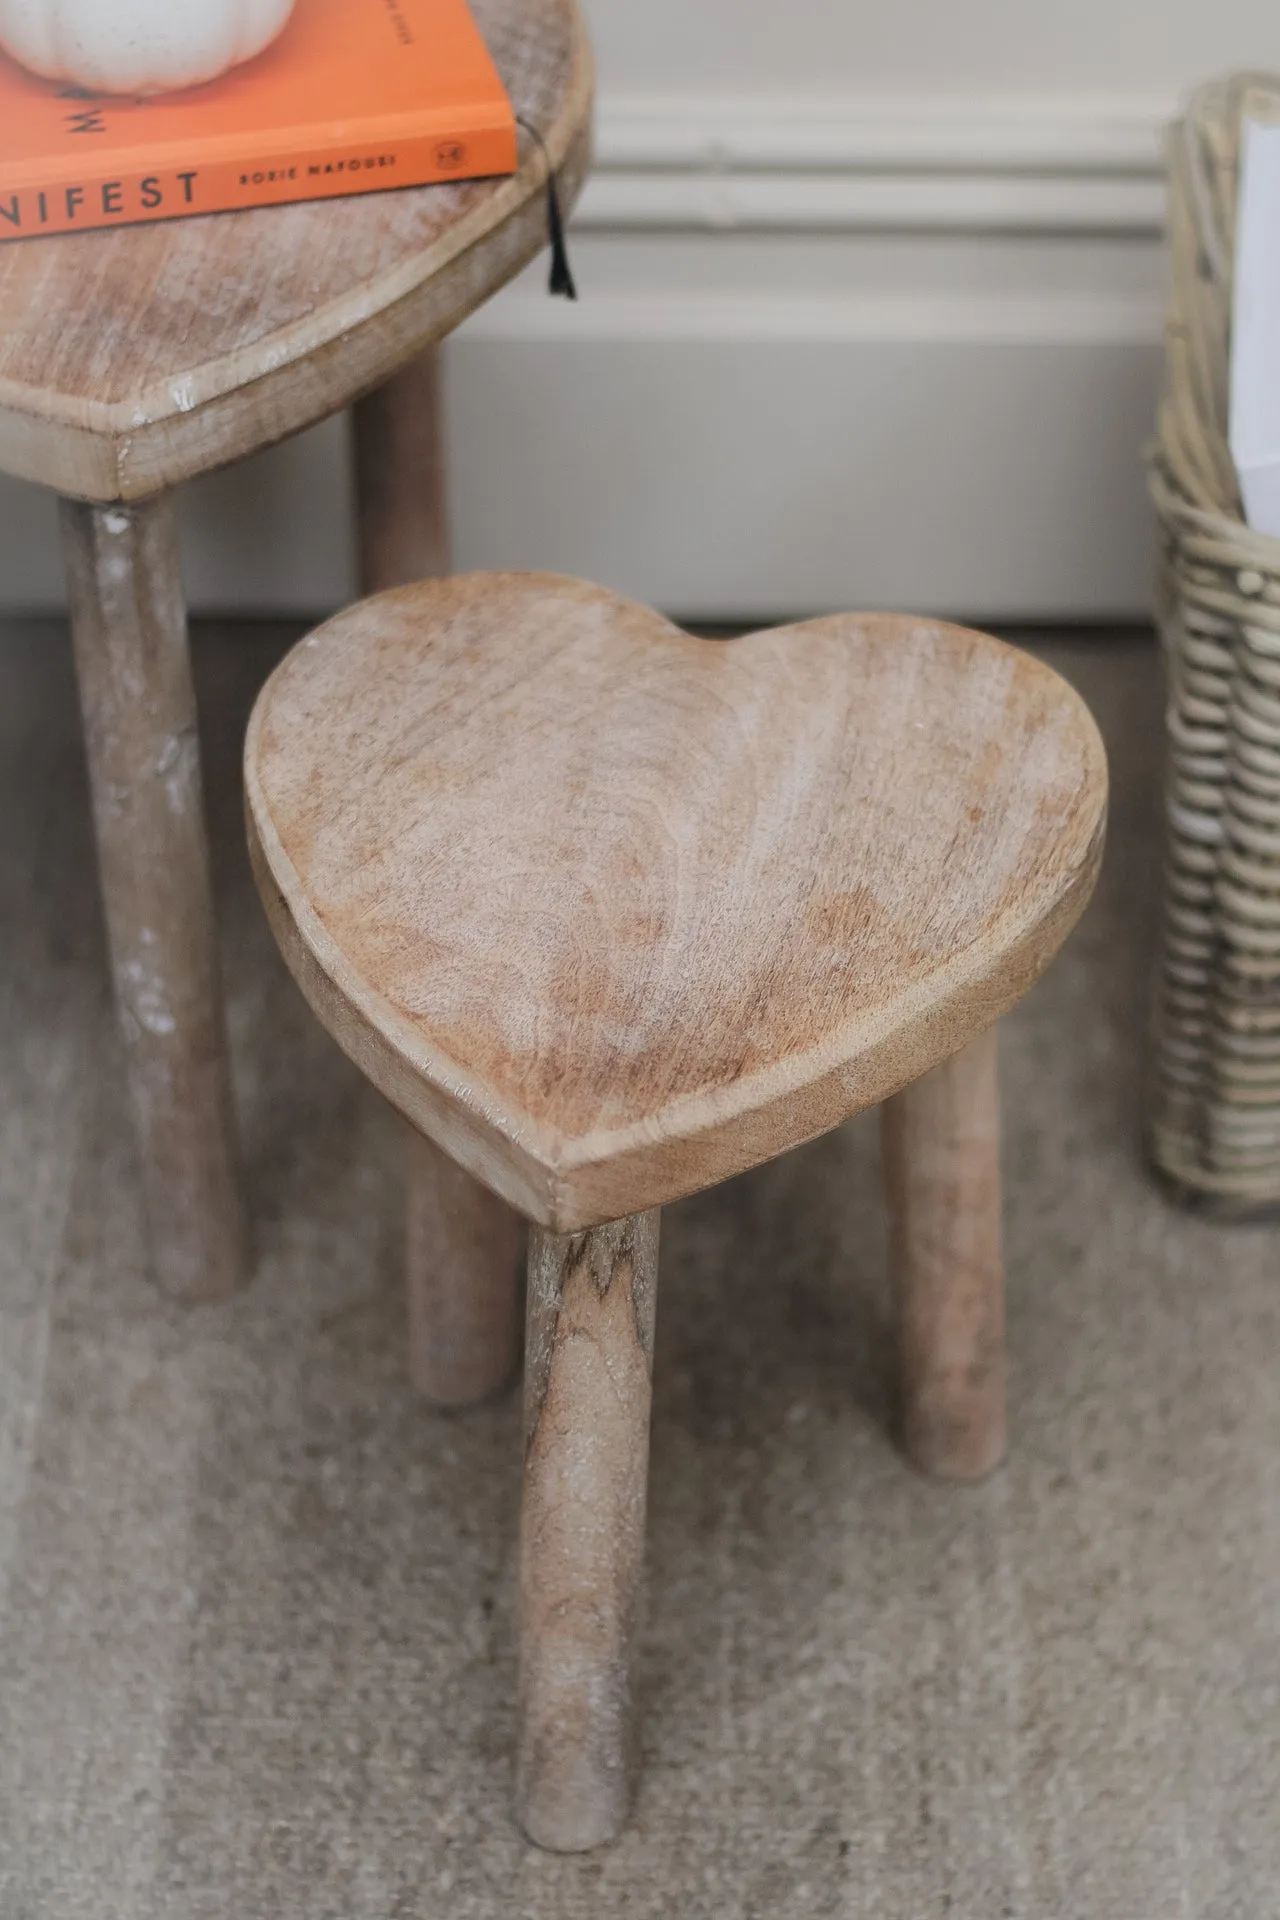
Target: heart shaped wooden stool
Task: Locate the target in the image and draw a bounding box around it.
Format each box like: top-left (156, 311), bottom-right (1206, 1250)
top-left (245, 572), bottom-right (1107, 1851)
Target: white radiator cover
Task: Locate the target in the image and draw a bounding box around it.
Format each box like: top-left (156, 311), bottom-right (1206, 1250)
top-left (0, 90), bottom-right (1177, 622)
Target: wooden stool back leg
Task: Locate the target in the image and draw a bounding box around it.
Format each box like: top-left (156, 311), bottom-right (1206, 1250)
top-left (881, 1026), bottom-right (1005, 1481)
top-left (62, 496), bottom-right (247, 1301)
top-left (354, 350), bottom-right (523, 1403)
top-left (518, 1210), bottom-right (660, 1852)
top-left (404, 1127), bottom-right (523, 1403)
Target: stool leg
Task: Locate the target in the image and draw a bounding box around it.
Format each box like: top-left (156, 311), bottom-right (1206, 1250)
top-left (352, 347), bottom-right (451, 588)
top-left (881, 1026), bottom-right (1005, 1481)
top-left (61, 495), bottom-right (248, 1301)
top-left (353, 351), bottom-right (523, 1402)
top-left (518, 1210), bottom-right (661, 1852)
top-left (405, 1127), bottom-right (523, 1405)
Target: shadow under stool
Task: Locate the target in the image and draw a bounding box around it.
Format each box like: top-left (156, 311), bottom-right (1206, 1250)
top-left (244, 571), bottom-right (1109, 1851)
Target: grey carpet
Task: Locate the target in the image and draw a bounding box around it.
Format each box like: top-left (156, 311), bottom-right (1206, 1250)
top-left (1, 619), bottom-right (1276, 1920)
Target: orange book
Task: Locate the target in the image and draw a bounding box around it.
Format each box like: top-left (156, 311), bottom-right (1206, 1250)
top-left (0, 0), bottom-right (517, 242)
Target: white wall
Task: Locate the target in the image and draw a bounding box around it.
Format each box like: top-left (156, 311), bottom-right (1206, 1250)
top-left (3, 0), bottom-right (1280, 622)
top-left (583, 0), bottom-right (1279, 95)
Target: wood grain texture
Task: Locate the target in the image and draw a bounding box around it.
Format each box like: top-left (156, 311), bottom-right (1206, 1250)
top-left (353, 349), bottom-right (451, 593)
top-left (0, 0), bottom-right (592, 500)
top-left (62, 497), bottom-right (247, 1299)
top-left (353, 341), bottom-right (523, 1404)
top-left (518, 1210), bottom-right (659, 1852)
top-left (404, 1123), bottom-right (523, 1405)
top-left (883, 1027), bottom-right (1005, 1481)
top-left (246, 574), bottom-right (1107, 1232)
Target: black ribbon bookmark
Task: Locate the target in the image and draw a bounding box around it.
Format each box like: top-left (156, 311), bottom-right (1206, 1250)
top-left (515, 114), bottom-right (577, 300)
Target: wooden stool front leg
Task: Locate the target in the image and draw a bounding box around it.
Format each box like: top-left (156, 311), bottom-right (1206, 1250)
top-left (882, 1026), bottom-right (1005, 1481)
top-left (518, 1210), bottom-right (660, 1852)
top-left (61, 496), bottom-right (247, 1300)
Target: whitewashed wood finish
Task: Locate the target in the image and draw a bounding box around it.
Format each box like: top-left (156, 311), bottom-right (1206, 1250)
top-left (245, 572), bottom-right (1107, 1852)
top-left (61, 497), bottom-right (247, 1298)
top-left (518, 1211), bottom-right (659, 1851)
top-left (0, 0), bottom-right (592, 500)
top-left (883, 1027), bottom-right (1005, 1480)
top-left (2, 0), bottom-right (590, 1304)
top-left (353, 349), bottom-right (452, 594)
top-left (352, 342), bottom-right (525, 1405)
top-left (404, 1097), bottom-right (523, 1405)
top-left (245, 572), bottom-right (1107, 1233)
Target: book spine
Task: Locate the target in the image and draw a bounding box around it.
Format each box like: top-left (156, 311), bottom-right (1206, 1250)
top-left (0, 125), bottom-right (518, 242)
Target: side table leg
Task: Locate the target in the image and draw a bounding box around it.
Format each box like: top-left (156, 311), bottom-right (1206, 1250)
top-left (881, 1026), bottom-right (1006, 1481)
top-left (353, 347), bottom-right (451, 587)
top-left (61, 495), bottom-right (247, 1301)
top-left (353, 349), bottom-right (522, 1402)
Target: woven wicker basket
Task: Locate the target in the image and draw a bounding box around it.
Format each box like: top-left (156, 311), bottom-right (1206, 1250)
top-left (1149, 73), bottom-right (1280, 1212)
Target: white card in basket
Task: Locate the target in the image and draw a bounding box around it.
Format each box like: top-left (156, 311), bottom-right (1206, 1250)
top-left (1231, 117), bottom-right (1280, 536)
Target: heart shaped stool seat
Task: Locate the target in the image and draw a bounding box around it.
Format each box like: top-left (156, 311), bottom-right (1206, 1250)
top-left (245, 572), bottom-right (1107, 1850)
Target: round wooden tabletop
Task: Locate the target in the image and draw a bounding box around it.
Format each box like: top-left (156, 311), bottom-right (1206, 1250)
top-left (0, 0), bottom-right (591, 502)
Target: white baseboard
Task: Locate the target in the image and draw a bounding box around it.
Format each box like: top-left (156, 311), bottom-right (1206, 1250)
top-left (0, 89), bottom-right (1175, 623)
top-left (583, 88), bottom-right (1171, 234)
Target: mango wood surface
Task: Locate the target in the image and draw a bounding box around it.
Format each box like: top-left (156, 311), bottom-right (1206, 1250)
top-left (353, 350), bottom-right (452, 593)
top-left (63, 496), bottom-right (248, 1299)
top-left (245, 573), bottom-right (1107, 1233)
top-left (883, 1027), bottom-right (1005, 1481)
top-left (0, 0), bottom-right (591, 500)
top-left (353, 344), bottom-right (525, 1404)
top-left (405, 1124), bottom-right (523, 1405)
top-left (518, 1211), bottom-right (659, 1852)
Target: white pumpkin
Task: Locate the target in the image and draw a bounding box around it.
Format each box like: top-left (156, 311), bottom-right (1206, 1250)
top-left (0, 0), bottom-right (296, 95)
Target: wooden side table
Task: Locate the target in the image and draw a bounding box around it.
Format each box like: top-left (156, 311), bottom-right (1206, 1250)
top-left (0, 0), bottom-right (591, 1299)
